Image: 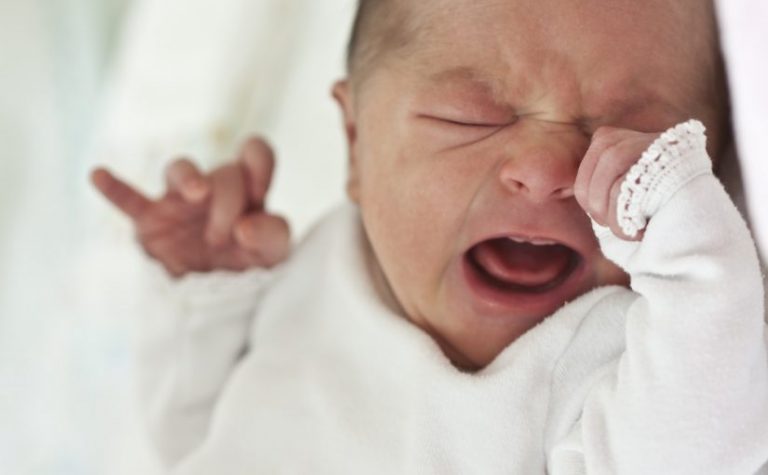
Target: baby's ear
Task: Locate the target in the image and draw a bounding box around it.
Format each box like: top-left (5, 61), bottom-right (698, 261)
top-left (332, 80), bottom-right (361, 203)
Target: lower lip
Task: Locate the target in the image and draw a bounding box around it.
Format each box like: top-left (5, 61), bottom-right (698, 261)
top-left (458, 252), bottom-right (586, 317)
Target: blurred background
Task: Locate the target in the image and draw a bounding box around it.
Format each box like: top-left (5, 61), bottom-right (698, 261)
top-left (1, 1), bottom-right (766, 474)
top-left (0, 0), bottom-right (355, 473)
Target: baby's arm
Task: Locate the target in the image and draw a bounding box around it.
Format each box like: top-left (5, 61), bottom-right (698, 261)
top-left (137, 267), bottom-right (270, 467)
top-left (552, 121), bottom-right (768, 474)
top-left (92, 138), bottom-right (290, 466)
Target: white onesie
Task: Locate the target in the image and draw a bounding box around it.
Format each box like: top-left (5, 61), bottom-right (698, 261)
top-left (137, 121), bottom-right (768, 474)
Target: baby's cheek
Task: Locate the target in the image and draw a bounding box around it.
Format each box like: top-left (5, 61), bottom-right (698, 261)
top-left (360, 159), bottom-right (472, 299)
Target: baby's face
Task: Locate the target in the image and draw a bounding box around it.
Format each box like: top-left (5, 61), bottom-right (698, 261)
top-left (335, 0), bottom-right (723, 369)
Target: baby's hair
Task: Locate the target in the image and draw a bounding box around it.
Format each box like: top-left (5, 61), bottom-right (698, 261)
top-left (346, 0), bottom-right (374, 70)
top-left (347, 0), bottom-right (383, 74)
top-left (346, 0), bottom-right (415, 83)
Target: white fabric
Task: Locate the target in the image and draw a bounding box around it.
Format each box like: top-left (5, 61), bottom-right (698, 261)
top-left (140, 129), bottom-right (768, 474)
top-left (0, 2), bottom-right (159, 474)
top-left (716, 0), bottom-right (768, 253)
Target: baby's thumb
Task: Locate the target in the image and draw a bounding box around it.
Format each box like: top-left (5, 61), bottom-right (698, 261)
top-left (234, 213), bottom-right (291, 267)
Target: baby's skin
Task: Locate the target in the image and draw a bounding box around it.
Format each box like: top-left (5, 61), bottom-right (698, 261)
top-left (93, 0), bottom-right (726, 371)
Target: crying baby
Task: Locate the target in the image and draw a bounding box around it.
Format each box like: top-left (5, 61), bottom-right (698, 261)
top-left (92, 0), bottom-right (768, 473)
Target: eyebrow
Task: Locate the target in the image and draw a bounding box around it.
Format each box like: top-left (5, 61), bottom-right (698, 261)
top-left (427, 66), bottom-right (501, 90)
top-left (426, 66), bottom-right (510, 103)
top-left (426, 67), bottom-right (682, 124)
top-left (586, 92), bottom-right (683, 125)
top-left (428, 66), bottom-right (486, 82)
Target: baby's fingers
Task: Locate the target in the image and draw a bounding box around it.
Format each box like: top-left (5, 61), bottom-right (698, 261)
top-left (584, 139), bottom-right (648, 224)
top-left (234, 213), bottom-right (291, 268)
top-left (575, 127), bottom-right (625, 212)
top-left (205, 164), bottom-right (247, 247)
top-left (165, 158), bottom-right (210, 203)
top-left (239, 137), bottom-right (275, 207)
top-left (90, 168), bottom-right (152, 219)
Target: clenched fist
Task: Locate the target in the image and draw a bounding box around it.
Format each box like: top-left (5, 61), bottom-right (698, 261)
top-left (575, 126), bottom-right (662, 241)
top-left (91, 137), bottom-right (291, 278)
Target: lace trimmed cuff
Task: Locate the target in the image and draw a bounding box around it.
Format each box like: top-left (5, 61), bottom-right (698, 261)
top-left (617, 119), bottom-right (712, 238)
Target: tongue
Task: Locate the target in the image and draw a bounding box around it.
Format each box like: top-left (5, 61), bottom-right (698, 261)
top-left (472, 239), bottom-right (573, 288)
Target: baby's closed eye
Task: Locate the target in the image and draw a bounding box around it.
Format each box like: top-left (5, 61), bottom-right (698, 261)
top-left (414, 109), bottom-right (518, 148)
top-left (421, 114), bottom-right (515, 128)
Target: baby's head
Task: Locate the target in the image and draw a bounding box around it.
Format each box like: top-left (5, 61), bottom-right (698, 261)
top-left (333, 0), bottom-right (727, 369)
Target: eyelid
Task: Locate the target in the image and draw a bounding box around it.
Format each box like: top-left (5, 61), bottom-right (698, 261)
top-left (419, 114), bottom-right (516, 128)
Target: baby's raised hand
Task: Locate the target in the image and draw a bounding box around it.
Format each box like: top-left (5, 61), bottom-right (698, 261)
top-left (574, 127), bottom-right (661, 241)
top-left (91, 138), bottom-right (290, 278)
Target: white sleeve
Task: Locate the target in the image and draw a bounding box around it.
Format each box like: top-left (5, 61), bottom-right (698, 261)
top-left (136, 263), bottom-right (271, 468)
top-left (550, 121), bottom-right (768, 474)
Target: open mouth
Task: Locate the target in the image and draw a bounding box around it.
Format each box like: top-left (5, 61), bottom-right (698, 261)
top-left (465, 236), bottom-right (581, 294)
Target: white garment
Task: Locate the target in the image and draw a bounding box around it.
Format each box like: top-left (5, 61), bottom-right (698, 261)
top-left (715, 0), bottom-right (768, 252)
top-left (139, 129), bottom-right (768, 474)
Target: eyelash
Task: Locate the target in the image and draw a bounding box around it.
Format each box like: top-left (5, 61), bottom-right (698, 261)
top-left (440, 119), bottom-right (503, 128)
top-left (426, 116), bottom-right (516, 129)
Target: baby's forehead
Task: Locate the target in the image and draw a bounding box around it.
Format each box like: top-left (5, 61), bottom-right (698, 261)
top-left (393, 2), bottom-right (714, 101)
top-left (394, 0), bottom-right (715, 62)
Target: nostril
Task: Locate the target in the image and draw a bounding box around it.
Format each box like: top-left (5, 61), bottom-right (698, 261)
top-left (503, 178), bottom-right (528, 193)
top-left (553, 186), bottom-right (575, 199)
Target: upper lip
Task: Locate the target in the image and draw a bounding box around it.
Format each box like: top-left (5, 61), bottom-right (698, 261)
top-left (502, 234), bottom-right (563, 246)
top-left (464, 229), bottom-right (585, 256)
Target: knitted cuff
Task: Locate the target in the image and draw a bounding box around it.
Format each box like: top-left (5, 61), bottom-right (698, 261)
top-left (617, 119), bottom-right (712, 237)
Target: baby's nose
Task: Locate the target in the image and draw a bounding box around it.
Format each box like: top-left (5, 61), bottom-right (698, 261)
top-left (498, 150), bottom-right (577, 202)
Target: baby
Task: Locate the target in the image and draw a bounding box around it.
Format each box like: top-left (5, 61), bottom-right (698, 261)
top-left (92, 0), bottom-right (768, 473)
